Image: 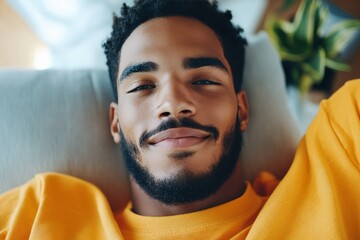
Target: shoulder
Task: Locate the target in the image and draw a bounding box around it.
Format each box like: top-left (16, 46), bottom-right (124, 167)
top-left (1, 172), bottom-right (102, 198)
top-left (0, 172), bottom-right (103, 214)
top-left (0, 172), bottom-right (111, 238)
top-left (33, 172), bottom-right (104, 193)
top-left (248, 80), bottom-right (360, 238)
top-left (312, 79), bottom-right (360, 166)
top-left (323, 79), bottom-right (360, 113)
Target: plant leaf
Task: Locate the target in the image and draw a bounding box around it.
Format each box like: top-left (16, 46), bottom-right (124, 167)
top-left (266, 16), bottom-right (311, 61)
top-left (301, 47), bottom-right (325, 81)
top-left (325, 59), bottom-right (350, 71)
top-left (326, 19), bottom-right (360, 36)
top-left (324, 20), bottom-right (360, 57)
top-left (299, 74), bottom-right (313, 96)
top-left (292, 0), bottom-right (318, 46)
top-left (313, 1), bottom-right (328, 36)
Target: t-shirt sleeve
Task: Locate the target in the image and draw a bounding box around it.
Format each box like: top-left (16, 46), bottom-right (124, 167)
top-left (248, 80), bottom-right (360, 239)
top-left (0, 177), bottom-right (41, 239)
top-left (0, 173), bottom-right (123, 239)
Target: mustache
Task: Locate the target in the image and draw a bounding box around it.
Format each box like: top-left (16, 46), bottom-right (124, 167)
top-left (139, 118), bottom-right (219, 148)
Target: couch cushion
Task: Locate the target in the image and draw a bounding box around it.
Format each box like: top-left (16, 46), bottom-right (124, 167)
top-left (0, 69), bottom-right (129, 210)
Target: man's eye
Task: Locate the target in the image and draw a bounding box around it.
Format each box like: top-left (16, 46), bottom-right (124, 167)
top-left (192, 79), bottom-right (219, 85)
top-left (127, 85), bottom-right (155, 93)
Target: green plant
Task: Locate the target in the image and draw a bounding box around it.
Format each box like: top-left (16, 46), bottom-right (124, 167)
top-left (266, 0), bottom-right (360, 95)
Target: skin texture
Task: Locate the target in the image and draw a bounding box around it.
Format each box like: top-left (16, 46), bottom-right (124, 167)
top-left (110, 16), bottom-right (249, 216)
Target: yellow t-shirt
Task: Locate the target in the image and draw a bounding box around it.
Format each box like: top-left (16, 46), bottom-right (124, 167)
top-left (115, 172), bottom-right (277, 239)
top-left (0, 172), bottom-right (276, 240)
top-left (1, 80), bottom-right (360, 239)
top-left (0, 173), bottom-right (123, 239)
top-left (248, 80), bottom-right (360, 239)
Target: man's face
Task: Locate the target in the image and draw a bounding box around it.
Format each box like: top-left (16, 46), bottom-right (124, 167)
top-left (110, 16), bottom-right (248, 204)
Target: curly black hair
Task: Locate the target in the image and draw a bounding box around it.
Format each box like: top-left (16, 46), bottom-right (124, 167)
top-left (103, 0), bottom-right (247, 98)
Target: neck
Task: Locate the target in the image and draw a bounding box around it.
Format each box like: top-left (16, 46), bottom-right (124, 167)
top-left (129, 162), bottom-right (246, 216)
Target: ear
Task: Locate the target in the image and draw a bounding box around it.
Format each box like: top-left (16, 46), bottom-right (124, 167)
top-left (109, 102), bottom-right (121, 144)
top-left (236, 91), bottom-right (249, 131)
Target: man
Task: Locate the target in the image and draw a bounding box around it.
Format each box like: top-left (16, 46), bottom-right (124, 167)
top-left (105, 0), bottom-right (250, 215)
top-left (1, 0), bottom-right (359, 239)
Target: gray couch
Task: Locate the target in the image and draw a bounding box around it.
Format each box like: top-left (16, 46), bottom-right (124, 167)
top-left (0, 32), bottom-right (301, 211)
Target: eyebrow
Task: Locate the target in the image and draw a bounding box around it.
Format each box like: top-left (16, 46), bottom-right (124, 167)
top-left (183, 57), bottom-right (228, 72)
top-left (119, 62), bottom-right (158, 82)
top-left (119, 57), bottom-right (228, 82)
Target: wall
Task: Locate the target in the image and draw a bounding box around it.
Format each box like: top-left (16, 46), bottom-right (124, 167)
top-left (0, 0), bottom-right (48, 68)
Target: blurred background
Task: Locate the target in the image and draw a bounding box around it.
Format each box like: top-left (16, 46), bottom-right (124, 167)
top-left (0, 0), bottom-right (359, 131)
top-left (1, 0), bottom-right (359, 86)
top-left (0, 0), bottom-right (269, 69)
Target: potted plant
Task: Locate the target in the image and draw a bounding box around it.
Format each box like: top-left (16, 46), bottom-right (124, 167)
top-left (265, 0), bottom-right (360, 96)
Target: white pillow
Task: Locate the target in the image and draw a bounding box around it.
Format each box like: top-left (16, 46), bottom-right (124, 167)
top-left (241, 32), bottom-right (301, 181)
top-left (0, 32), bottom-right (300, 211)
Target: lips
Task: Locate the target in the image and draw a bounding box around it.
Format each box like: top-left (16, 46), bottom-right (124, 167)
top-left (147, 127), bottom-right (211, 148)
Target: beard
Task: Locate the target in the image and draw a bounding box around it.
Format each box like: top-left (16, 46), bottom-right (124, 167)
top-left (119, 117), bottom-right (243, 205)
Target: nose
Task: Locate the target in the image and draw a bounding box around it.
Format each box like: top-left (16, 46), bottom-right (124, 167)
top-left (155, 82), bottom-right (196, 120)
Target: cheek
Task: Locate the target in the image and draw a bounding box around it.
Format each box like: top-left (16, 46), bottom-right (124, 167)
top-left (197, 92), bottom-right (238, 129)
top-left (117, 97), bottom-right (153, 142)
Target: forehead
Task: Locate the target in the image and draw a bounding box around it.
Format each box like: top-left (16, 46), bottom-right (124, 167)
top-left (118, 16), bottom-right (227, 73)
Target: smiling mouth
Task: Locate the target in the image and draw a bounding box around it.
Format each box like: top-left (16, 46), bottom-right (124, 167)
top-left (147, 127), bottom-right (211, 149)
top-left (152, 136), bottom-right (209, 148)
